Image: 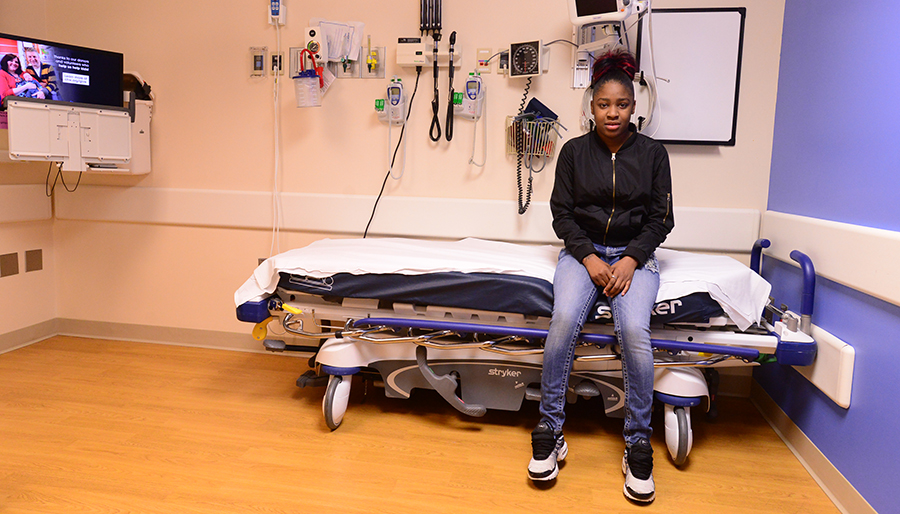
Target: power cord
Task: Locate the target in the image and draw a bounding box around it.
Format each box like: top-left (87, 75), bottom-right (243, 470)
top-left (428, 33), bottom-right (442, 142)
top-left (444, 31), bottom-right (457, 142)
top-left (468, 82), bottom-right (487, 167)
top-left (270, 21), bottom-right (284, 257)
top-left (364, 67), bottom-right (423, 238)
top-left (45, 162), bottom-right (82, 196)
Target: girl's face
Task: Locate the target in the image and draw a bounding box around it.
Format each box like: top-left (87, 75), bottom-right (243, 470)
top-left (591, 80), bottom-right (635, 146)
top-left (8, 57), bottom-right (19, 72)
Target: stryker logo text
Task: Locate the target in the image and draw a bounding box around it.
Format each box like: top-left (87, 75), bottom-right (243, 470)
top-left (653, 299), bottom-right (683, 316)
top-left (488, 368), bottom-right (522, 378)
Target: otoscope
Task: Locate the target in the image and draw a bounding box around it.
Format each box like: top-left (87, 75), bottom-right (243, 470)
top-left (444, 31), bottom-right (457, 141)
top-left (429, 32), bottom-right (442, 141)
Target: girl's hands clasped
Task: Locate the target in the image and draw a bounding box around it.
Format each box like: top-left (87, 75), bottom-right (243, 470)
top-left (582, 254), bottom-right (639, 297)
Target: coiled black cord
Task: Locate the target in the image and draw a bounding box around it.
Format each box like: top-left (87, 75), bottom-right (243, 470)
top-left (516, 77), bottom-right (532, 215)
top-left (518, 76), bottom-right (531, 115)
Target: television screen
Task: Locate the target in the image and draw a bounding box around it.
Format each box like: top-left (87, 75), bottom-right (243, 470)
top-left (0, 32), bottom-right (123, 109)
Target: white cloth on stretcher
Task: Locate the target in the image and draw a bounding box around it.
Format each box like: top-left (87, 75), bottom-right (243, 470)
top-left (235, 237), bottom-right (771, 331)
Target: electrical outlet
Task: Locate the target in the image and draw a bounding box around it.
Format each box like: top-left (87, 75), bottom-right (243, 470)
top-left (476, 48), bottom-right (492, 73)
top-left (272, 52), bottom-right (284, 75)
top-left (498, 50), bottom-right (509, 74)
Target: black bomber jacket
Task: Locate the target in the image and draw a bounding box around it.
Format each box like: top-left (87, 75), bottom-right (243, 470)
top-left (550, 125), bottom-right (674, 266)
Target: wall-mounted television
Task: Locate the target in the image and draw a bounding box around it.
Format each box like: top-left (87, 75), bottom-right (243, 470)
top-left (0, 32), bottom-right (124, 109)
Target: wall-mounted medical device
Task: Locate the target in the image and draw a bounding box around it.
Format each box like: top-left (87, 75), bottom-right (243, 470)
top-left (568, 0), bottom-right (658, 133)
top-left (377, 77), bottom-right (408, 125)
top-left (509, 40), bottom-right (542, 78)
top-left (304, 26), bottom-right (328, 66)
top-left (572, 22), bottom-right (622, 88)
top-left (269, 0), bottom-right (285, 25)
top-left (569, 1), bottom-right (649, 88)
top-left (452, 72), bottom-right (487, 168)
top-left (453, 73), bottom-right (484, 120)
top-left (362, 36), bottom-right (385, 78)
top-left (375, 77), bottom-right (409, 179)
top-left (396, 38), bottom-right (461, 68)
top-left (568, 0), bottom-right (649, 26)
top-left (498, 42), bottom-right (551, 78)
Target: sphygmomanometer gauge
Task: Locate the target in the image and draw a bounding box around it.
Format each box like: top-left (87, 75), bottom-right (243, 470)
top-left (510, 40), bottom-right (541, 78)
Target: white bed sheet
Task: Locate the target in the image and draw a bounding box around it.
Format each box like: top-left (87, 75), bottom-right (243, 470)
top-left (235, 237), bottom-right (770, 331)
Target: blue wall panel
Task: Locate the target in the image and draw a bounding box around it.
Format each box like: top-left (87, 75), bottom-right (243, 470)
top-left (762, 1), bottom-right (900, 512)
top-left (768, 2), bottom-right (900, 232)
top-left (757, 258), bottom-right (900, 512)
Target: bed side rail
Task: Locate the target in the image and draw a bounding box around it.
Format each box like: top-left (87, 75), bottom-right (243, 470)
top-left (353, 318), bottom-right (762, 362)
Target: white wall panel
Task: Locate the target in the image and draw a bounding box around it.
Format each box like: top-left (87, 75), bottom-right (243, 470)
top-left (0, 185), bottom-right (52, 223)
top-left (56, 185), bottom-right (761, 251)
top-left (762, 210), bottom-right (900, 307)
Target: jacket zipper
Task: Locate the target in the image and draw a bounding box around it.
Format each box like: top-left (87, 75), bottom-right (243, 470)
top-left (603, 153), bottom-right (616, 244)
top-left (663, 192), bottom-right (671, 224)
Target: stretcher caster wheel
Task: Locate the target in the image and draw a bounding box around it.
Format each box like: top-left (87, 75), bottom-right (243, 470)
top-left (323, 375), bottom-right (351, 431)
top-left (664, 404), bottom-right (692, 466)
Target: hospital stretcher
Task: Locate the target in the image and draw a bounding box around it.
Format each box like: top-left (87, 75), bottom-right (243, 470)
top-left (234, 237), bottom-right (817, 466)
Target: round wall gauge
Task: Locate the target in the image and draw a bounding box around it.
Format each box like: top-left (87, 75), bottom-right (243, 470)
top-left (510, 41), bottom-right (542, 77)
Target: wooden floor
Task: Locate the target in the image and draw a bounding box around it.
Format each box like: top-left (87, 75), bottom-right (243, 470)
top-left (0, 336), bottom-right (839, 513)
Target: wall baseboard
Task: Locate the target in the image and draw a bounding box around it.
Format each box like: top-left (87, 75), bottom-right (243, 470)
top-left (0, 318), bottom-right (59, 354)
top-left (751, 381), bottom-right (875, 514)
top-left (1, 318), bottom-right (297, 357)
top-left (54, 318), bottom-right (279, 354)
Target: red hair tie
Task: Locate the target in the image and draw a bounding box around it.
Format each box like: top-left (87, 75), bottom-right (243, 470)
top-left (591, 49), bottom-right (637, 87)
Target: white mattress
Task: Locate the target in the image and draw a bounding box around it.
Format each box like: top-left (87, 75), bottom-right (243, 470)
top-left (235, 237), bottom-right (770, 331)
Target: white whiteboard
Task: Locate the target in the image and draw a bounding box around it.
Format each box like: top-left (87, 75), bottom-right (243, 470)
top-left (636, 8), bottom-right (746, 145)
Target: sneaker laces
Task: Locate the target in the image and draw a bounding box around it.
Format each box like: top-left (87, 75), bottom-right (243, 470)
top-left (627, 440), bottom-right (653, 480)
top-left (531, 423), bottom-right (557, 460)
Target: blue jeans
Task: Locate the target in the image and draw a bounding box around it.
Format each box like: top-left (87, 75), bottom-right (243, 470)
top-left (538, 244), bottom-right (658, 446)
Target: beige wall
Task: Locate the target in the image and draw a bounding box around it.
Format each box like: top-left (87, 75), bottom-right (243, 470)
top-left (0, 221), bottom-right (55, 335)
top-left (39, 0), bottom-right (786, 206)
top-left (0, 3), bottom-right (47, 41)
top-left (0, 0), bottom-right (786, 340)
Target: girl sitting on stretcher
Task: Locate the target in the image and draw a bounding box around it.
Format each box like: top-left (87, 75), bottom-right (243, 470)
top-left (527, 48), bottom-right (674, 505)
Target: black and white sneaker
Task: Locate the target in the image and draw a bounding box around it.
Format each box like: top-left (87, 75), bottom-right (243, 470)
top-left (622, 438), bottom-right (655, 503)
top-left (527, 421), bottom-right (568, 481)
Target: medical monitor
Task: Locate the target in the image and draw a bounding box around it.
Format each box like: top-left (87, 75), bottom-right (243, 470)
top-left (0, 32), bottom-right (124, 110)
top-left (569, 0), bottom-right (632, 26)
